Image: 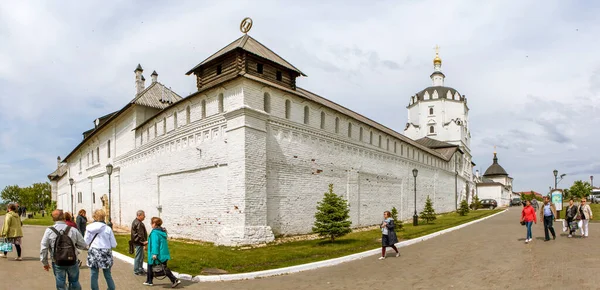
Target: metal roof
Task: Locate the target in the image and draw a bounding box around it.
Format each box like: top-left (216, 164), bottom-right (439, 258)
top-left (483, 153), bottom-right (509, 176)
top-left (185, 34), bottom-right (306, 76)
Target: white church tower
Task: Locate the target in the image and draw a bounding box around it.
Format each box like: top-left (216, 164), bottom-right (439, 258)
top-left (404, 46), bottom-right (472, 155)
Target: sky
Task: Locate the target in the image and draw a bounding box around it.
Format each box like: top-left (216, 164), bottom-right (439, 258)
top-left (0, 0), bottom-right (599, 193)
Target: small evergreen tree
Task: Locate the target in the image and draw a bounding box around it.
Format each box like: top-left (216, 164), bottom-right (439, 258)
top-left (420, 195), bottom-right (437, 223)
top-left (390, 207), bottom-right (403, 231)
top-left (312, 184), bottom-right (352, 242)
top-left (470, 194), bottom-right (481, 210)
top-left (457, 199), bottom-right (470, 216)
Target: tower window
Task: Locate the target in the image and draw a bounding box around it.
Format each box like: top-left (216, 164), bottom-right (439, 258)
top-left (304, 106), bottom-right (309, 124)
top-left (216, 65), bottom-right (222, 75)
top-left (263, 93), bottom-right (271, 113)
top-left (320, 112), bottom-right (325, 129)
top-left (285, 100), bottom-right (291, 119)
top-left (218, 93), bottom-right (224, 113)
top-left (370, 131), bottom-right (373, 144)
top-left (429, 107), bottom-right (434, 115)
top-left (107, 140), bottom-right (111, 158)
top-left (257, 63), bottom-right (263, 74)
top-left (359, 127), bottom-right (363, 141)
top-left (201, 100), bottom-right (206, 119)
top-left (335, 117), bottom-right (339, 133)
top-left (186, 106), bottom-right (191, 124)
top-left (348, 123), bottom-right (352, 138)
top-left (276, 71), bottom-right (282, 81)
top-left (429, 126), bottom-right (435, 134)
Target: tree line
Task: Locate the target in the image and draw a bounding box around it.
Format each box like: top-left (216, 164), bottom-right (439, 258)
top-left (0, 182), bottom-right (54, 213)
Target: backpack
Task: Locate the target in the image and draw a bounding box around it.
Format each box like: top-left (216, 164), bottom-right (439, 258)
top-left (48, 226), bottom-right (77, 266)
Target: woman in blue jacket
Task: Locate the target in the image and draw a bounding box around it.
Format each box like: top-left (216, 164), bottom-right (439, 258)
top-left (143, 217), bottom-right (181, 288)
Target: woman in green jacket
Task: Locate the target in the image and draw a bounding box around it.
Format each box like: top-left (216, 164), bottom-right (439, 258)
top-left (143, 217), bottom-right (180, 288)
top-left (1, 203), bottom-right (24, 260)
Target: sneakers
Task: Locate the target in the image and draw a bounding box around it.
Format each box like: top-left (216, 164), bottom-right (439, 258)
top-left (171, 279), bottom-right (181, 288)
top-left (378, 256), bottom-right (385, 260)
top-left (0, 254), bottom-right (5, 258)
top-left (568, 235), bottom-right (572, 238)
top-left (396, 252), bottom-right (400, 257)
top-left (14, 257), bottom-right (22, 261)
top-left (143, 282), bottom-right (153, 286)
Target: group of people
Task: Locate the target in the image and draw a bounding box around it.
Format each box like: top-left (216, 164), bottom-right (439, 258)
top-left (520, 196), bottom-right (593, 243)
top-left (1, 204), bottom-right (180, 289)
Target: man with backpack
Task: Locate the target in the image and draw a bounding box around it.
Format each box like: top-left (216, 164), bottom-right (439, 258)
top-left (40, 209), bottom-right (88, 290)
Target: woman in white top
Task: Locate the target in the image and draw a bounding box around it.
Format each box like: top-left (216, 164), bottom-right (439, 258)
top-left (577, 198), bottom-right (593, 238)
top-left (85, 209), bottom-right (117, 290)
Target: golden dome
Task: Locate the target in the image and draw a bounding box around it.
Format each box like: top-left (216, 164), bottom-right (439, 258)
top-left (433, 54), bottom-right (442, 65)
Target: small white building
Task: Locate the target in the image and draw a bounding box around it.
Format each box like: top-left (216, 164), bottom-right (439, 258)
top-left (476, 151), bottom-right (513, 207)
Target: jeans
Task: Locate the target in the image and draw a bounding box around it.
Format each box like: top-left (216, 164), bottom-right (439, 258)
top-left (525, 221), bottom-right (533, 240)
top-left (146, 260), bottom-right (177, 284)
top-left (543, 215), bottom-right (556, 240)
top-left (52, 263), bottom-right (81, 290)
top-left (90, 267), bottom-right (116, 290)
top-left (134, 245), bottom-right (145, 274)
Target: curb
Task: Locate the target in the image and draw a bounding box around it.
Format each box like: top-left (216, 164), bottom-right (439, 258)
top-left (113, 209), bottom-right (507, 282)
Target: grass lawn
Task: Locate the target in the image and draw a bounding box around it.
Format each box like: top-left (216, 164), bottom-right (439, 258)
top-left (589, 204), bottom-right (600, 222)
top-left (114, 209), bottom-right (502, 276)
top-left (22, 213), bottom-right (54, 226)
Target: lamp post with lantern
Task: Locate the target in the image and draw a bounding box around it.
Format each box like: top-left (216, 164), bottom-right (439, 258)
top-left (69, 178), bottom-right (74, 214)
top-left (413, 168), bottom-right (419, 226)
top-left (106, 163), bottom-right (113, 228)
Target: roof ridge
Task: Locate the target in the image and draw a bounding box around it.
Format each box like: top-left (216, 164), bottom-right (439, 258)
top-left (185, 35), bottom-right (246, 75)
top-left (244, 35), bottom-right (306, 76)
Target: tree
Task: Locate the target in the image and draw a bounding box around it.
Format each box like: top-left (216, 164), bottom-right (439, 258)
top-left (420, 195), bottom-right (437, 223)
top-left (457, 199), bottom-right (470, 216)
top-left (569, 180), bottom-right (592, 199)
top-left (390, 207), bottom-right (403, 231)
top-left (312, 184), bottom-right (352, 242)
top-left (470, 194), bottom-right (481, 210)
top-left (1, 185), bottom-right (22, 204)
top-left (30, 182), bottom-right (52, 211)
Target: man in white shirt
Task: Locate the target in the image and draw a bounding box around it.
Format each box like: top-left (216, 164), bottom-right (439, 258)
top-left (40, 210), bottom-right (88, 290)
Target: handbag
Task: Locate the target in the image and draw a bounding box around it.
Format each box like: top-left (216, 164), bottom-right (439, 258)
top-left (151, 261), bottom-right (168, 280)
top-left (570, 221), bottom-right (579, 230)
top-left (520, 221), bottom-right (525, 226)
top-left (0, 238), bottom-right (13, 252)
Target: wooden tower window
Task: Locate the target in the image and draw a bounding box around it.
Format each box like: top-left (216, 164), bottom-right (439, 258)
top-left (276, 71), bottom-right (282, 81)
top-left (216, 65), bottom-right (222, 75)
top-left (257, 63), bottom-right (263, 74)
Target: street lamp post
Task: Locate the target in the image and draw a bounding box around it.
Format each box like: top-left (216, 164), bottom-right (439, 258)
top-left (413, 168), bottom-right (419, 226)
top-left (69, 178), bottom-right (74, 214)
top-left (591, 176), bottom-right (594, 188)
top-left (106, 164), bottom-right (113, 228)
top-left (553, 169), bottom-right (566, 219)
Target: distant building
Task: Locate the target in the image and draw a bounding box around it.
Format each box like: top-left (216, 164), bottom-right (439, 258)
top-left (475, 151), bottom-right (513, 207)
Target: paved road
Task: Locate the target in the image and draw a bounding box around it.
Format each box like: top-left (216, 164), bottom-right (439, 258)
top-left (1, 208), bottom-right (598, 289)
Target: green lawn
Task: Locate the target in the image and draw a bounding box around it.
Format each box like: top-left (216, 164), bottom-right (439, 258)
top-left (114, 209), bottom-right (501, 275)
top-left (589, 204), bottom-right (600, 222)
top-left (22, 213), bottom-right (54, 226)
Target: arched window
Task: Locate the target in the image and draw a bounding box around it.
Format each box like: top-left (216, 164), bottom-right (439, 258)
top-left (378, 135), bottom-right (382, 147)
top-left (394, 141), bottom-right (397, 153)
top-left (429, 126), bottom-right (435, 134)
top-left (163, 117), bottom-right (166, 134)
top-left (201, 100), bottom-right (206, 119)
top-left (173, 111), bottom-right (178, 129)
top-left (386, 138), bottom-right (389, 150)
top-left (304, 106), bottom-right (309, 124)
top-left (96, 147), bottom-right (100, 162)
top-left (369, 131), bottom-right (373, 144)
top-left (218, 93), bottom-right (224, 113)
top-left (429, 107), bottom-right (434, 115)
top-left (348, 123), bottom-right (352, 138)
top-left (359, 127), bottom-right (363, 141)
top-left (107, 140), bottom-right (111, 158)
top-left (320, 112), bottom-right (325, 129)
top-left (285, 100), bottom-right (291, 119)
top-left (263, 93), bottom-right (271, 113)
top-left (186, 106), bottom-right (191, 124)
top-left (335, 117), bottom-right (339, 133)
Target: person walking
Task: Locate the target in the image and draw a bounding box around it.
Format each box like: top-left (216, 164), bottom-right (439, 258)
top-left (1, 203), bottom-right (24, 260)
top-left (85, 209), bottom-right (117, 290)
top-left (540, 196), bottom-right (557, 241)
top-left (565, 199), bottom-right (578, 238)
top-left (75, 210), bottom-right (87, 238)
top-left (577, 198), bottom-right (593, 238)
top-left (378, 211), bottom-right (400, 260)
top-left (144, 217), bottom-right (180, 288)
top-left (40, 209), bottom-right (88, 290)
top-left (65, 212), bottom-right (77, 228)
top-left (521, 200), bottom-right (537, 243)
top-left (131, 210), bottom-right (148, 276)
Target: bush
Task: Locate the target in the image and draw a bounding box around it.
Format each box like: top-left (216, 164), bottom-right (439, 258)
top-left (312, 184), bottom-right (352, 242)
top-left (470, 195), bottom-right (481, 210)
top-left (390, 207), bottom-right (403, 231)
top-left (420, 196), bottom-right (437, 223)
top-left (457, 199), bottom-right (470, 216)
